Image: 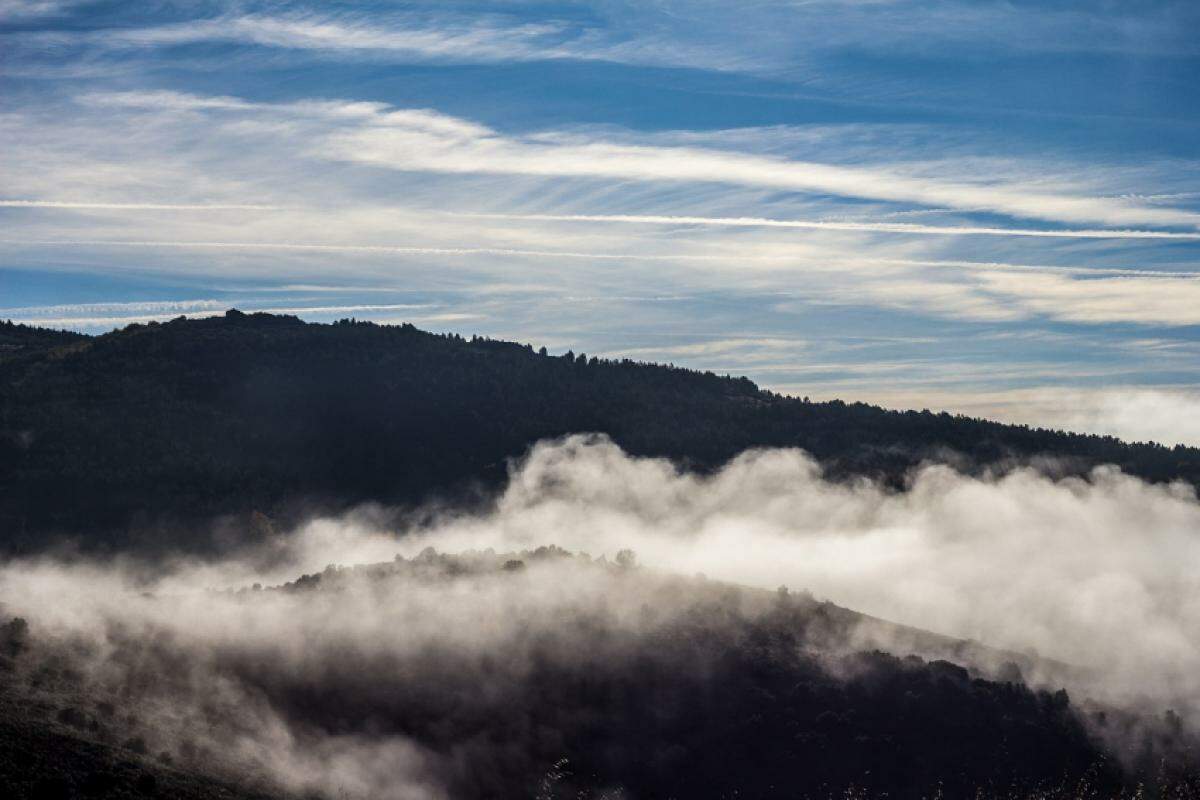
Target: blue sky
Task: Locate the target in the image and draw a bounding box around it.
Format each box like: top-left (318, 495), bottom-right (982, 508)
top-left (2, 0), bottom-right (1200, 443)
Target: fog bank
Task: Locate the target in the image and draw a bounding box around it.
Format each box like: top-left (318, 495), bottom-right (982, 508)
top-left (377, 435), bottom-right (1200, 711)
top-left (2, 434), bottom-right (1199, 796)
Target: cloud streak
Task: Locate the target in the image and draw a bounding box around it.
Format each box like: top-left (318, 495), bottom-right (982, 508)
top-left (63, 90), bottom-right (1195, 231)
top-left (7, 238), bottom-right (1200, 282)
top-left (0, 199), bottom-right (280, 211)
top-left (21, 90), bottom-right (1199, 236)
top-left (100, 13), bottom-right (570, 62)
top-left (466, 212), bottom-right (1200, 240)
top-left (0, 237), bottom-right (777, 263)
top-left (322, 107), bottom-right (1200, 230)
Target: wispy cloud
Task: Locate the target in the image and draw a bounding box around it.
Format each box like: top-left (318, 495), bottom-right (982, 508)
top-left (7, 238), bottom-right (1199, 283)
top-left (5, 6), bottom-right (764, 73)
top-left (12, 2), bottom-right (1196, 78)
top-left (789, 269), bottom-right (1200, 327)
top-left (0, 299), bottom-right (226, 318)
top-left (0, 0), bottom-right (81, 20)
top-left (465, 212), bottom-right (1200, 240)
top-left (0, 199), bottom-right (280, 210)
top-left (322, 106), bottom-right (1200, 230)
top-left (98, 13), bottom-right (572, 61)
top-left (978, 271), bottom-right (1200, 326)
top-left (0, 237), bottom-right (787, 263)
top-left (58, 91), bottom-right (1200, 231)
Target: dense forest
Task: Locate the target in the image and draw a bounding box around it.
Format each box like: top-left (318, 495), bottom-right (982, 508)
top-left (3, 312), bottom-right (1199, 553)
top-left (5, 546), bottom-right (1193, 800)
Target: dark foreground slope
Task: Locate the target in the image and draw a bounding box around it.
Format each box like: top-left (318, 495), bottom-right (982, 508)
top-left (3, 548), bottom-right (1183, 800)
top-left (3, 312), bottom-right (1199, 552)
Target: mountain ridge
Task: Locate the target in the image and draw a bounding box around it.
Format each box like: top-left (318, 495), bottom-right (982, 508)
top-left (2, 309), bottom-right (1198, 552)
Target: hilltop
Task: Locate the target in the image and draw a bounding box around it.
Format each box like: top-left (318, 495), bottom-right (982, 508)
top-left (2, 310), bottom-right (1198, 552)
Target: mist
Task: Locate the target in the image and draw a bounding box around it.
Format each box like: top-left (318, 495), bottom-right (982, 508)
top-left (2, 434), bottom-right (1199, 797)
top-left (319, 434), bottom-right (1200, 710)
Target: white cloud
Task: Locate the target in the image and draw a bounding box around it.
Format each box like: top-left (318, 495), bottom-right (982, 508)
top-left (5, 88), bottom-right (1200, 340)
top-left (60, 91), bottom-right (1200, 230)
top-left (0, 0), bottom-right (80, 20)
top-left (0, 299), bottom-right (225, 318)
top-left (0, 199), bottom-right (279, 210)
top-left (6, 433), bottom-right (1200, 789)
top-left (352, 436), bottom-right (1200, 713)
top-left (9, 89), bottom-right (1199, 236)
top-left (0, 237), bottom-right (784, 263)
top-left (979, 271), bottom-right (1200, 326)
top-left (784, 267), bottom-right (1200, 327)
top-left (109, 13), bottom-right (567, 57)
top-left (942, 387), bottom-right (1200, 448)
top-left (325, 111), bottom-right (1200, 229)
top-left (469, 212), bottom-right (1200, 240)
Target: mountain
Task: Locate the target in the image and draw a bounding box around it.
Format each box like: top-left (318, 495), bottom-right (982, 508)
top-left (3, 310), bottom-right (1198, 553)
top-left (1, 547), bottom-right (1171, 800)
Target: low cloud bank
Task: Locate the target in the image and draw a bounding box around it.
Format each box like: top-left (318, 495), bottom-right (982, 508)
top-left (1, 434), bottom-right (1199, 796)
top-left (1044, 388), bottom-right (1200, 448)
top-left (383, 435), bottom-right (1200, 710)
top-left (946, 387), bottom-right (1200, 449)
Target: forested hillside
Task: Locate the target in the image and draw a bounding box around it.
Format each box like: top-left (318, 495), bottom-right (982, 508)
top-left (2, 311), bottom-right (1198, 552)
top-left (0, 547), bottom-right (1166, 800)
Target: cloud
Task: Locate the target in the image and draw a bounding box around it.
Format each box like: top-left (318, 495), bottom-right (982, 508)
top-left (52, 90), bottom-right (1197, 231)
top-left (965, 387), bottom-right (1200, 448)
top-left (788, 269), bottom-right (1200, 327)
top-left (468, 212), bottom-right (1200, 239)
top-left (12, 9), bottom-right (745, 74)
top-left (4, 435), bottom-right (1200, 799)
top-left (775, 0), bottom-right (1200, 57)
top-left (806, 384), bottom-right (1200, 449)
top-left (0, 0), bottom-right (81, 20)
top-left (0, 299), bottom-right (239, 328)
top-left (977, 271), bottom-right (1200, 325)
top-left (103, 13), bottom-right (569, 59)
top-left (8, 88), bottom-right (1199, 245)
top-left (0, 199), bottom-right (280, 210)
top-left (3, 84), bottom-right (1198, 398)
top-left (55, 90), bottom-right (1200, 231)
top-left (7, 238), bottom-right (1200, 331)
top-left (387, 437), bottom-right (1200, 711)
top-left (17, 11), bottom-right (573, 62)
top-left (7, 1), bottom-right (791, 77)
top-left (0, 237), bottom-right (777, 263)
top-left (321, 108), bottom-right (1200, 230)
top-left (14, 2), bottom-right (1196, 79)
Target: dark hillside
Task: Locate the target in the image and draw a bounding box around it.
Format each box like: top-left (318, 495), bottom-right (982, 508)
top-left (0, 320), bottom-right (87, 355)
top-left (2, 311), bottom-right (1198, 552)
top-left (0, 549), bottom-right (1133, 800)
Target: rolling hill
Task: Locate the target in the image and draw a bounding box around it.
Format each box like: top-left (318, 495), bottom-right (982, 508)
top-left (2, 312), bottom-right (1198, 553)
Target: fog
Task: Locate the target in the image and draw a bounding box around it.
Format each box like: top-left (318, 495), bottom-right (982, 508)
top-left (309, 434), bottom-right (1200, 710)
top-left (2, 434), bottom-right (1199, 797)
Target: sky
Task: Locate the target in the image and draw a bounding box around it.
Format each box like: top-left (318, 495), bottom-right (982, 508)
top-left (2, 0), bottom-right (1199, 443)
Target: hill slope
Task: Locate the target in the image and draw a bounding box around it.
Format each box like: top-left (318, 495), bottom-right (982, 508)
top-left (0, 548), bottom-right (1137, 800)
top-left (2, 310), bottom-right (1198, 551)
